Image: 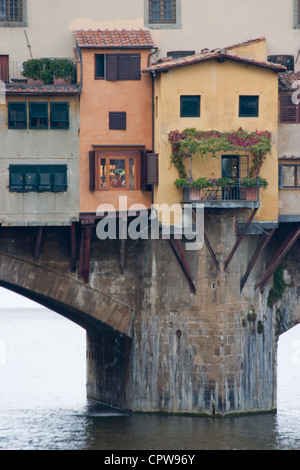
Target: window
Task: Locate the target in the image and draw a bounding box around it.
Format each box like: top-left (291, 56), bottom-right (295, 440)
top-left (239, 95), bottom-right (259, 117)
top-left (149, 0), bottom-right (176, 24)
top-left (0, 0), bottom-right (27, 26)
top-left (167, 51), bottom-right (195, 59)
top-left (9, 164), bottom-right (67, 192)
top-left (180, 95), bottom-right (200, 117)
top-left (94, 53), bottom-right (141, 81)
top-left (29, 102), bottom-right (48, 129)
top-left (279, 164), bottom-right (300, 188)
top-left (280, 94), bottom-right (300, 123)
top-left (8, 101), bottom-right (70, 129)
top-left (50, 102), bottom-right (69, 129)
top-left (93, 151), bottom-right (141, 191)
top-left (8, 102), bottom-right (27, 128)
top-left (109, 112), bottom-right (126, 130)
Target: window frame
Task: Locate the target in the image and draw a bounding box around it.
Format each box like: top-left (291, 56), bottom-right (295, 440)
top-left (0, 0), bottom-right (27, 27)
top-left (279, 164), bottom-right (300, 189)
top-left (94, 150), bottom-right (141, 191)
top-left (180, 95), bottom-right (200, 118)
top-left (29, 102), bottom-right (48, 130)
top-left (144, 0), bottom-right (181, 29)
top-left (9, 164), bottom-right (68, 192)
top-left (50, 102), bottom-right (70, 129)
top-left (239, 95), bottom-right (259, 118)
top-left (8, 101), bottom-right (27, 129)
top-left (294, 0), bottom-right (300, 28)
top-left (94, 53), bottom-right (141, 81)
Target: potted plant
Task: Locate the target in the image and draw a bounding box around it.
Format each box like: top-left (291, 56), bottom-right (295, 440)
top-left (240, 176), bottom-right (268, 200)
top-left (52, 58), bottom-right (76, 85)
top-left (22, 58), bottom-right (53, 85)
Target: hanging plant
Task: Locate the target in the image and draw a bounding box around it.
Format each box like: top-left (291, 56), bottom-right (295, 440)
top-left (169, 127), bottom-right (272, 180)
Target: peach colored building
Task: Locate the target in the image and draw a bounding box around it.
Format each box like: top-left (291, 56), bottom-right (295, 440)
top-left (74, 29), bottom-right (157, 217)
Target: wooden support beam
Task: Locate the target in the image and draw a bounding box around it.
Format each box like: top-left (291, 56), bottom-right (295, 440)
top-left (70, 222), bottom-right (76, 272)
top-left (120, 239), bottom-right (126, 274)
top-left (240, 228), bottom-right (276, 292)
top-left (192, 208), bottom-right (219, 270)
top-left (255, 224), bottom-right (300, 291)
top-left (33, 226), bottom-right (43, 261)
top-left (78, 225), bottom-right (85, 279)
top-left (83, 226), bottom-right (92, 284)
top-left (224, 208), bottom-right (258, 271)
top-left (168, 236), bottom-right (196, 294)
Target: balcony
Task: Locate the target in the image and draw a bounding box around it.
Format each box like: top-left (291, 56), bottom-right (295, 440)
top-left (181, 179), bottom-right (260, 208)
top-left (0, 58), bottom-right (80, 95)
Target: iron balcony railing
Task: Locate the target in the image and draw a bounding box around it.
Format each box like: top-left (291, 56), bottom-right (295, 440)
top-left (0, 59), bottom-right (78, 85)
top-left (182, 179), bottom-right (260, 204)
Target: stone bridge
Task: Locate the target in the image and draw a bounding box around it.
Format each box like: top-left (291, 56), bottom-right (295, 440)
top-left (0, 213), bottom-right (300, 416)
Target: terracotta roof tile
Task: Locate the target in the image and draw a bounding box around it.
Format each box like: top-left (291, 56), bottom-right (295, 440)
top-left (74, 29), bottom-right (155, 49)
top-left (279, 71), bottom-right (300, 90)
top-left (143, 50), bottom-right (286, 74)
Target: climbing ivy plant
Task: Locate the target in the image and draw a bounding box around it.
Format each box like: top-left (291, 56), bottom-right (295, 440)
top-left (168, 128), bottom-right (272, 180)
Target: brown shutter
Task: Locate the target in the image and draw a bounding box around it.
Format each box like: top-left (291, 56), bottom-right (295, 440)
top-left (0, 55), bottom-right (9, 82)
top-left (129, 54), bottom-right (141, 80)
top-left (89, 151), bottom-right (95, 191)
top-left (280, 94), bottom-right (298, 123)
top-left (140, 150), bottom-right (148, 191)
top-left (106, 54), bottom-right (118, 81)
top-left (118, 54), bottom-right (130, 80)
top-left (109, 112), bottom-right (126, 130)
top-left (147, 153), bottom-right (159, 185)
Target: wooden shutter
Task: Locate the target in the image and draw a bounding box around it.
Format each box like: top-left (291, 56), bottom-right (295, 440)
top-left (106, 54), bottom-right (118, 81)
top-left (109, 112), bottom-right (126, 130)
top-left (0, 55), bottom-right (9, 82)
top-left (147, 153), bottom-right (158, 185)
top-left (129, 54), bottom-right (141, 80)
top-left (118, 54), bottom-right (130, 80)
top-left (280, 94), bottom-right (298, 123)
top-left (89, 151), bottom-right (95, 191)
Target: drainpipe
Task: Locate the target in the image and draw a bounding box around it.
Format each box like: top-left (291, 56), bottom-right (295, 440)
top-left (147, 48), bottom-right (158, 152)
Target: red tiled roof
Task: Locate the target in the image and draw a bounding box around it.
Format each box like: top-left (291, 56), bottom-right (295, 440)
top-left (279, 71), bottom-right (300, 90)
top-left (143, 50), bottom-right (286, 74)
top-left (74, 29), bottom-right (155, 49)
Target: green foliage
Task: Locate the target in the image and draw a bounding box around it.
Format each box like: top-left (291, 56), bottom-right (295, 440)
top-left (22, 58), bottom-right (76, 84)
top-left (168, 127), bottom-right (272, 180)
top-left (267, 265), bottom-right (286, 307)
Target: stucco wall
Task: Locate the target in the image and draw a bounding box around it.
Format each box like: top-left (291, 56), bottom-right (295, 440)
top-left (0, 94), bottom-right (80, 225)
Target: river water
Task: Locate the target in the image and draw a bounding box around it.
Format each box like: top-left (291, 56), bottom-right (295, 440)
top-left (0, 307), bottom-right (300, 451)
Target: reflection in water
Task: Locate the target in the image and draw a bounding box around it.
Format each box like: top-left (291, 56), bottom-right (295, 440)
top-left (0, 308), bottom-right (300, 450)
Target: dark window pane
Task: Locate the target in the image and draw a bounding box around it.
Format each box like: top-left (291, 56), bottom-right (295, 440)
top-left (24, 165), bottom-right (38, 190)
top-left (95, 54), bottom-right (104, 78)
top-left (9, 165), bottom-right (23, 190)
top-left (53, 165), bottom-right (67, 190)
top-left (180, 95), bottom-right (200, 117)
top-left (239, 95), bottom-right (259, 117)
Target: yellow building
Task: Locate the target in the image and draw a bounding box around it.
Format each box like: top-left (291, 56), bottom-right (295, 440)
top-left (144, 38), bottom-right (285, 225)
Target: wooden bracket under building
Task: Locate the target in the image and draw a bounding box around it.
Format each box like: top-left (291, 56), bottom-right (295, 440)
top-left (168, 235), bottom-right (196, 294)
top-left (33, 226), bottom-right (44, 261)
top-left (79, 223), bottom-right (92, 284)
top-left (224, 208), bottom-right (258, 271)
top-left (255, 223), bottom-right (300, 291)
top-left (240, 228), bottom-right (276, 292)
top-left (70, 222), bottom-right (77, 272)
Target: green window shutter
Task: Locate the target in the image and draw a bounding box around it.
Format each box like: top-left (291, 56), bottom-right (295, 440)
top-left (279, 164), bottom-right (284, 189)
top-left (9, 165), bottom-right (24, 190)
top-left (29, 102), bottom-right (48, 129)
top-left (8, 102), bottom-right (27, 129)
top-left (38, 165), bottom-right (52, 191)
top-left (52, 165), bottom-right (67, 191)
top-left (50, 102), bottom-right (69, 129)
